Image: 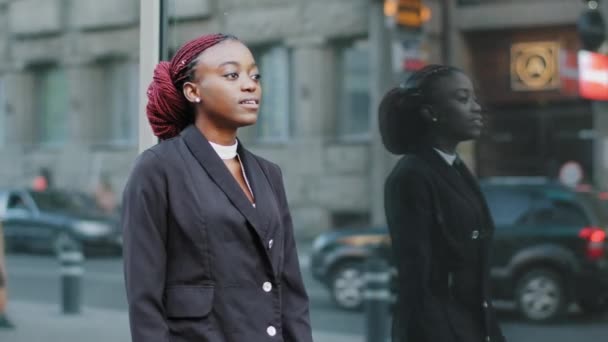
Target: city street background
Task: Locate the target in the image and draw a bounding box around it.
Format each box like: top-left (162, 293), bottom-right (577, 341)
top-left (2, 240), bottom-right (608, 342)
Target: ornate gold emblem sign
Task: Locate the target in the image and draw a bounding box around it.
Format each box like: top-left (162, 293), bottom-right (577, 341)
top-left (510, 42), bottom-right (560, 91)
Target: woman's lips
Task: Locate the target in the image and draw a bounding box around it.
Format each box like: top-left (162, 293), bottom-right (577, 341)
top-left (239, 99), bottom-right (259, 110)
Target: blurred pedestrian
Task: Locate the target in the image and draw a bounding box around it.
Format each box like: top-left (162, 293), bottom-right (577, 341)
top-left (94, 174), bottom-right (117, 215)
top-left (32, 167), bottom-right (53, 192)
top-left (122, 33), bottom-right (312, 342)
top-left (0, 222), bottom-right (15, 329)
top-left (379, 65), bottom-right (506, 342)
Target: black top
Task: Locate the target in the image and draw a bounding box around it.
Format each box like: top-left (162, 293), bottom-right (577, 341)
top-left (385, 147), bottom-right (506, 342)
top-left (121, 125), bottom-right (313, 342)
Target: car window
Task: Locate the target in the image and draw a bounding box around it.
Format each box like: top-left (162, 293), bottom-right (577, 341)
top-left (482, 187), bottom-right (533, 226)
top-left (527, 199), bottom-right (590, 227)
top-left (29, 191), bottom-right (92, 213)
top-left (577, 192), bottom-right (608, 226)
top-left (7, 193), bottom-right (31, 211)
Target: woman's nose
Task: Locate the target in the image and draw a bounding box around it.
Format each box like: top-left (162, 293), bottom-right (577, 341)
top-left (241, 77), bottom-right (258, 92)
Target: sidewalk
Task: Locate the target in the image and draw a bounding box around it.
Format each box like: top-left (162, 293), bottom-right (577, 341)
top-left (0, 300), bottom-right (363, 342)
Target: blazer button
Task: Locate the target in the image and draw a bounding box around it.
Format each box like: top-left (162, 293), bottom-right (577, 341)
top-left (268, 239), bottom-right (274, 249)
top-left (483, 300), bottom-right (489, 308)
top-left (267, 325), bottom-right (277, 337)
top-left (263, 281), bottom-right (273, 292)
top-left (486, 336), bottom-right (491, 342)
top-left (471, 230), bottom-right (480, 240)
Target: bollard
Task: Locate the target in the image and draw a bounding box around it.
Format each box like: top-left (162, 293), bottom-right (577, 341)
top-left (364, 252), bottom-right (391, 342)
top-left (58, 249), bottom-right (84, 314)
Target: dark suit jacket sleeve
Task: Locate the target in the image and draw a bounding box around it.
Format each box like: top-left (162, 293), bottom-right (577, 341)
top-left (271, 164), bottom-right (313, 342)
top-left (122, 150), bottom-right (169, 342)
top-left (384, 167), bottom-right (435, 339)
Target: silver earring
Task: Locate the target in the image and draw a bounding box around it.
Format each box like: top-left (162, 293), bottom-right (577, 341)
top-left (195, 98), bottom-right (201, 103)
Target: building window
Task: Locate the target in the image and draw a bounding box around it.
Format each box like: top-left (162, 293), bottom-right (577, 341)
top-left (36, 66), bottom-right (68, 146)
top-left (337, 39), bottom-right (371, 140)
top-left (252, 46), bottom-right (291, 142)
top-left (101, 59), bottom-right (138, 146)
top-left (0, 76), bottom-right (5, 147)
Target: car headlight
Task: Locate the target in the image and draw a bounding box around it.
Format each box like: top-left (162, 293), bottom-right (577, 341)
top-left (312, 235), bottom-right (329, 251)
top-left (337, 235), bottom-right (390, 247)
top-left (73, 221), bottom-right (111, 236)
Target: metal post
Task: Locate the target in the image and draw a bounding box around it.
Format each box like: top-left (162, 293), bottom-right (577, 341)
top-left (369, 0), bottom-right (394, 227)
top-left (364, 251), bottom-right (391, 342)
top-left (59, 250), bottom-right (84, 314)
top-left (138, 0), bottom-right (163, 153)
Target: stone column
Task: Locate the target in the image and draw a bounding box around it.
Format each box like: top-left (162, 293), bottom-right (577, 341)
top-left (591, 1), bottom-right (608, 190)
top-left (369, 0), bottom-right (394, 226)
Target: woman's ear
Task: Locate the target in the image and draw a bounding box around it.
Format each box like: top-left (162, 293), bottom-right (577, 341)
top-left (183, 82), bottom-right (202, 104)
top-left (420, 105), bottom-right (438, 124)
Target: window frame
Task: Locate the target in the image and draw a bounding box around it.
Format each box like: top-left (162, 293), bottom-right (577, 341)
top-left (250, 44), bottom-right (293, 144)
top-left (33, 64), bottom-right (69, 147)
top-left (335, 38), bottom-right (371, 142)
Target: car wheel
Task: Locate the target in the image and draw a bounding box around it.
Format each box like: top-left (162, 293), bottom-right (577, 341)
top-left (515, 268), bottom-right (566, 322)
top-left (330, 261), bottom-right (365, 310)
top-left (52, 232), bottom-right (80, 256)
top-left (579, 298), bottom-right (608, 315)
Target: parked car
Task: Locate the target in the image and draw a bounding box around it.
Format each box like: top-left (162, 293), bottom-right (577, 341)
top-left (310, 178), bottom-right (608, 322)
top-left (0, 188), bottom-right (122, 256)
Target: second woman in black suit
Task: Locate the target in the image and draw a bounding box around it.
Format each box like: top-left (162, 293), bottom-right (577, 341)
top-left (379, 65), bottom-right (506, 342)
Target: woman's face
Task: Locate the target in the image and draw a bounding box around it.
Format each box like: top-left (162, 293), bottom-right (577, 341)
top-left (186, 39), bottom-right (262, 129)
top-left (430, 72), bottom-right (483, 142)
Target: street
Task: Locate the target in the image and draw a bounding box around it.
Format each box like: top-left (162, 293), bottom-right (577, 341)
top-left (4, 249), bottom-right (608, 341)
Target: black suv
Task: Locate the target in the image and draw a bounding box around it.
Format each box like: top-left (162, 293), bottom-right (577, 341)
top-left (310, 178), bottom-right (608, 322)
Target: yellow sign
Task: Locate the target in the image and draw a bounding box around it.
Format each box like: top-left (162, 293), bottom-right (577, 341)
top-left (510, 42), bottom-right (561, 91)
top-left (384, 0), bottom-right (431, 28)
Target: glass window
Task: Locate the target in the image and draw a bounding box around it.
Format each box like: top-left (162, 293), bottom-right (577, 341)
top-left (35, 66), bottom-right (68, 146)
top-left (252, 46), bottom-right (292, 142)
top-left (482, 187), bottom-right (533, 226)
top-left (7, 193), bottom-right (29, 211)
top-left (102, 59), bottom-right (138, 145)
top-left (29, 190), bottom-right (96, 213)
top-left (337, 39), bottom-right (370, 140)
top-left (0, 75), bottom-right (5, 147)
top-left (529, 199), bottom-right (590, 227)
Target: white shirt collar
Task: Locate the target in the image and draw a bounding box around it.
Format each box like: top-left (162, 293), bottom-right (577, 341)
top-left (209, 140), bottom-right (238, 160)
top-left (434, 148), bottom-right (457, 166)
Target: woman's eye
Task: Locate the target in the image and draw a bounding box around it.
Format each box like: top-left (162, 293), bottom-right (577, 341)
top-left (251, 73), bottom-right (261, 81)
top-left (224, 72), bottom-right (239, 79)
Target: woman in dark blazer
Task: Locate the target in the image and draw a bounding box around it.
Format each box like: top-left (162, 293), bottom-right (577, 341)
top-left (379, 65), bottom-right (506, 342)
top-left (122, 34), bottom-right (313, 342)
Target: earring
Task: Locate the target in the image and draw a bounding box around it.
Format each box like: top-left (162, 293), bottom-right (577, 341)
top-left (195, 98), bottom-right (201, 103)
top-left (432, 117), bottom-right (438, 122)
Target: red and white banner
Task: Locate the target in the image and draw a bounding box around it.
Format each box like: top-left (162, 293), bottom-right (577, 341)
top-left (578, 50), bottom-right (608, 101)
top-left (559, 49), bottom-right (579, 96)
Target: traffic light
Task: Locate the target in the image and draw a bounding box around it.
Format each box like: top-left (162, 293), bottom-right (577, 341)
top-left (577, 0), bottom-right (606, 51)
top-left (384, 0), bottom-right (431, 30)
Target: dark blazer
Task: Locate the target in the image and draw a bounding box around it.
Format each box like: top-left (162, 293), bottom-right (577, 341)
top-left (384, 147), bottom-right (506, 342)
top-left (121, 125), bottom-right (313, 342)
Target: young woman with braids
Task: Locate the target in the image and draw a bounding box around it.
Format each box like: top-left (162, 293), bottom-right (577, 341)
top-left (122, 33), bottom-right (313, 342)
top-left (380, 65), bottom-right (506, 342)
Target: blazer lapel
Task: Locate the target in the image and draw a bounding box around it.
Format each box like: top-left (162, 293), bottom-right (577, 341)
top-left (415, 148), bottom-right (479, 205)
top-left (180, 125), bottom-right (264, 238)
top-left (237, 144), bottom-right (275, 239)
top-left (455, 160), bottom-right (496, 234)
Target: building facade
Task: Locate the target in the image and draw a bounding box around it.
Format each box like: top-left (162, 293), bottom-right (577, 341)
top-left (0, 0), bottom-right (606, 238)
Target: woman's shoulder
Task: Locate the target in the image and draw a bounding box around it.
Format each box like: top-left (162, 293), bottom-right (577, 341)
top-left (392, 154), bottom-right (432, 177)
top-left (130, 138), bottom-right (182, 174)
